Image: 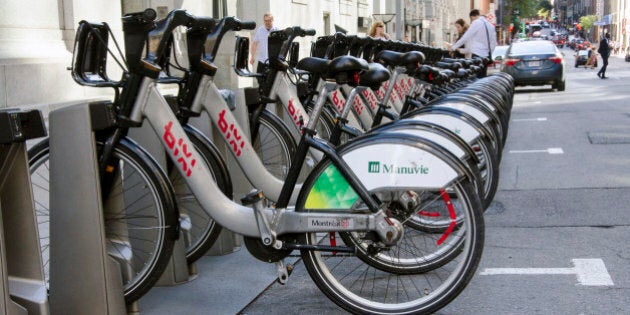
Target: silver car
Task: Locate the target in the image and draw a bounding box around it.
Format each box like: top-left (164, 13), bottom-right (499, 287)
top-left (501, 40), bottom-right (566, 91)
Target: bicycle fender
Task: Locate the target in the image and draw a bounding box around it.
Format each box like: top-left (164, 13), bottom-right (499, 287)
top-left (183, 124), bottom-right (233, 198)
top-left (370, 121), bottom-right (479, 164)
top-left (339, 132), bottom-right (474, 189)
top-left (403, 113), bottom-right (482, 144)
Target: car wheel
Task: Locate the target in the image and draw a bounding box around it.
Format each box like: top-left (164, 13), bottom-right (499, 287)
top-left (555, 80), bottom-right (566, 92)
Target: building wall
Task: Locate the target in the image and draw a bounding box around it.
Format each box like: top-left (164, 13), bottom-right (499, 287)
top-left (2, 0), bottom-right (481, 113)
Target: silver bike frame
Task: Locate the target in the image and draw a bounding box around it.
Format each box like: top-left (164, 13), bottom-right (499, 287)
top-left (187, 75), bottom-right (301, 204)
top-left (128, 77), bottom-right (391, 240)
top-left (267, 71), bottom-right (326, 161)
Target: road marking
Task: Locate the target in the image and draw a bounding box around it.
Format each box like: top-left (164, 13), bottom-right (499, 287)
top-left (480, 258), bottom-right (614, 286)
top-left (509, 147), bottom-right (564, 154)
top-left (513, 117), bottom-right (548, 122)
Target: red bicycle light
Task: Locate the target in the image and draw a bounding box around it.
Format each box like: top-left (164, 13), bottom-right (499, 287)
top-left (353, 71), bottom-right (360, 85)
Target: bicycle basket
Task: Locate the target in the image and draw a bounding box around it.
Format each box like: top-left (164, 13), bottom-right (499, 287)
top-left (71, 20), bottom-right (121, 87)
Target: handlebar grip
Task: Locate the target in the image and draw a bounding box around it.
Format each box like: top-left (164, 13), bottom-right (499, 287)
top-left (304, 28), bottom-right (316, 36)
top-left (143, 8), bottom-right (157, 21)
top-left (240, 20), bottom-right (257, 30)
top-left (189, 17), bottom-right (217, 31)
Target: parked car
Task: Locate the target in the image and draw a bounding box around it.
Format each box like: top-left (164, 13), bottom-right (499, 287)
top-left (575, 49), bottom-right (597, 68)
top-left (552, 35), bottom-right (565, 48)
top-left (577, 40), bottom-right (591, 50)
top-left (491, 45), bottom-right (509, 68)
top-left (501, 40), bottom-right (566, 91)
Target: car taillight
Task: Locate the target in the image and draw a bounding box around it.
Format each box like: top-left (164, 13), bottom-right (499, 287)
top-left (548, 57), bottom-right (563, 64)
top-left (505, 58), bottom-right (520, 66)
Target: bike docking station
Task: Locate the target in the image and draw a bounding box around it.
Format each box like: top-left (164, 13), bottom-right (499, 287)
top-left (0, 108), bottom-right (49, 314)
top-left (47, 102), bottom-right (127, 314)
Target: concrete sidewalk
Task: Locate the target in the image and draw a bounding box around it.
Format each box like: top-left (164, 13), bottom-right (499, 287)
top-left (138, 240), bottom-right (275, 314)
top-left (137, 237), bottom-right (317, 314)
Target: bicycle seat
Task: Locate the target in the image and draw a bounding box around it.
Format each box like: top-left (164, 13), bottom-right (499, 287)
top-left (296, 57), bottom-right (330, 75)
top-left (359, 62), bottom-right (390, 90)
top-left (402, 51), bottom-right (425, 71)
top-left (435, 61), bottom-right (462, 71)
top-left (375, 50), bottom-right (403, 67)
top-left (327, 55), bottom-right (369, 86)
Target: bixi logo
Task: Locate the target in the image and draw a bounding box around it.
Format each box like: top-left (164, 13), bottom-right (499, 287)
top-left (367, 160), bottom-right (429, 175)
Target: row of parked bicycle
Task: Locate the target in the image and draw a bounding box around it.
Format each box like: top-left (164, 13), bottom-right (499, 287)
top-left (25, 8), bottom-right (514, 314)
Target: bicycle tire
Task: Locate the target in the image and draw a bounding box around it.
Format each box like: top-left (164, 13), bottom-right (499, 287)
top-left (473, 137), bottom-right (500, 210)
top-left (29, 137), bottom-right (177, 303)
top-left (251, 109), bottom-right (298, 180)
top-left (174, 125), bottom-right (233, 263)
top-left (296, 157), bottom-right (485, 314)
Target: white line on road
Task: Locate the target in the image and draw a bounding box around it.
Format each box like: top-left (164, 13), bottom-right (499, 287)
top-left (513, 117), bottom-right (548, 122)
top-left (480, 258), bottom-right (614, 286)
top-left (509, 148), bottom-right (564, 154)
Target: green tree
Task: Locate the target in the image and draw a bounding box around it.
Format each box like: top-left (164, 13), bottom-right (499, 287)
top-left (580, 15), bottom-right (597, 40)
top-left (539, 0), bottom-right (553, 13)
top-left (501, 0), bottom-right (548, 27)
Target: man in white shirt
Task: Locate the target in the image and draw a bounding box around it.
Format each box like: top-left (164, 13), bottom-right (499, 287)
top-left (448, 9), bottom-right (497, 78)
top-left (250, 13), bottom-right (278, 74)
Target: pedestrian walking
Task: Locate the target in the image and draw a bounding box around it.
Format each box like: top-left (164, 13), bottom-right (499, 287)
top-left (597, 33), bottom-right (611, 79)
top-left (586, 46), bottom-right (597, 69)
top-left (250, 13), bottom-right (278, 74)
top-left (449, 18), bottom-right (471, 58)
top-left (447, 9), bottom-right (497, 78)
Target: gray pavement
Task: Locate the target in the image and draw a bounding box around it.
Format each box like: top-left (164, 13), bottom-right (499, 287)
top-left (138, 53), bottom-right (630, 314)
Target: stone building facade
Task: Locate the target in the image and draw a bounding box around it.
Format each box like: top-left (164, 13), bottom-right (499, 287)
top-left (1, 0), bottom-right (488, 113)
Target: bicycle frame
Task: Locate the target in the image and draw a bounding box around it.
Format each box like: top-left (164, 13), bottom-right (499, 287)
top-left (128, 76), bottom-right (406, 242)
top-left (266, 70), bottom-right (326, 162)
top-left (187, 74), bottom-right (302, 204)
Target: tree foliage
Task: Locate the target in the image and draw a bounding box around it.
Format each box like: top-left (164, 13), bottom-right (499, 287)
top-left (579, 15), bottom-right (597, 31)
top-left (501, 0), bottom-right (552, 27)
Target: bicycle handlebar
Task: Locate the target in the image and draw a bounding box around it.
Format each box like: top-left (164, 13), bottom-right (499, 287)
top-left (197, 16), bottom-right (256, 64)
top-left (149, 10), bottom-right (197, 69)
top-left (122, 9), bottom-right (197, 78)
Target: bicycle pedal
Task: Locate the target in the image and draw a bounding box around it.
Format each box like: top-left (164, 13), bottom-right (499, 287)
top-left (275, 260), bottom-right (289, 285)
top-left (241, 189), bottom-right (264, 206)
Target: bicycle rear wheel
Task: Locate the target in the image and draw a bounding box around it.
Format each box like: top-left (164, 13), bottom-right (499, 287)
top-left (29, 137), bottom-right (177, 303)
top-left (251, 109), bottom-right (298, 180)
top-left (296, 159), bottom-right (485, 314)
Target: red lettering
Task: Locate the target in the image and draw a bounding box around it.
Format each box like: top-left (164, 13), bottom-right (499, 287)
top-left (288, 99), bottom-right (303, 127)
top-left (288, 100), bottom-right (296, 116)
top-left (332, 91), bottom-right (343, 111)
top-left (218, 110), bottom-right (228, 133)
top-left (216, 108), bottom-right (247, 158)
top-left (164, 121), bottom-right (176, 149)
top-left (164, 120), bottom-right (196, 177)
top-left (353, 97), bottom-right (363, 116)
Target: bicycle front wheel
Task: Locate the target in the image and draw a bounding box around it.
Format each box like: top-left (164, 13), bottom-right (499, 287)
top-left (252, 109), bottom-right (298, 180)
top-left (29, 137), bottom-right (178, 303)
top-left (173, 125), bottom-right (232, 263)
top-left (296, 159), bottom-right (485, 314)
